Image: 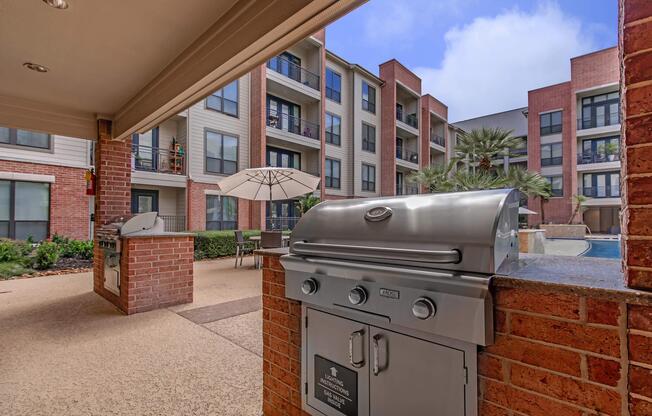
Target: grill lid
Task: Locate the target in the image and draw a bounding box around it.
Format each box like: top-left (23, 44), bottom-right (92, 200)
top-left (289, 189), bottom-right (520, 274)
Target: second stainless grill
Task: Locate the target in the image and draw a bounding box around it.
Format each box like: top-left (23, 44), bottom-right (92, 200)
top-left (281, 189), bottom-right (520, 416)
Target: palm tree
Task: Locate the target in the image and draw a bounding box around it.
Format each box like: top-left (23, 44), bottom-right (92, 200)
top-left (407, 162), bottom-right (455, 193)
top-left (296, 193), bottom-right (320, 215)
top-left (450, 170), bottom-right (506, 191)
top-left (503, 167), bottom-right (552, 200)
top-left (454, 127), bottom-right (522, 173)
top-left (568, 194), bottom-right (588, 224)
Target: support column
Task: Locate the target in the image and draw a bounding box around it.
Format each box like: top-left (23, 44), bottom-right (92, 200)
top-left (250, 65), bottom-right (267, 229)
top-left (620, 0), bottom-right (652, 290)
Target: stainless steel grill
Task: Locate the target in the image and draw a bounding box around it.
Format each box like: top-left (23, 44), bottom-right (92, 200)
top-left (280, 189), bottom-right (520, 416)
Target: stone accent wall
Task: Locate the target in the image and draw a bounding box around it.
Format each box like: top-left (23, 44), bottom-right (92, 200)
top-left (0, 160), bottom-right (89, 240)
top-left (540, 224), bottom-right (587, 239)
top-left (259, 252), bottom-right (652, 416)
top-left (620, 0), bottom-right (652, 290)
top-left (480, 285), bottom-right (652, 415)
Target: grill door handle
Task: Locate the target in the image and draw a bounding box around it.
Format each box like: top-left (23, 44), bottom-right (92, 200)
top-left (292, 242), bottom-right (461, 264)
top-left (372, 334), bottom-right (384, 376)
top-left (349, 329), bottom-right (365, 368)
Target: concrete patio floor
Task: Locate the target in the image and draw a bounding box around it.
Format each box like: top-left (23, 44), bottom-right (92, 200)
top-left (0, 257), bottom-right (263, 416)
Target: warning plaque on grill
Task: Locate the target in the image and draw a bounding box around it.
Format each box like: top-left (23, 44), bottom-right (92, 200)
top-left (314, 355), bottom-right (358, 416)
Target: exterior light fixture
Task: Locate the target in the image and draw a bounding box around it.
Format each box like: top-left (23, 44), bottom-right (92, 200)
top-left (23, 62), bottom-right (49, 73)
top-left (42, 0), bottom-right (69, 10)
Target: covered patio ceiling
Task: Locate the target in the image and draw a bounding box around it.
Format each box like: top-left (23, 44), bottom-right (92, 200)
top-left (0, 0), bottom-right (364, 140)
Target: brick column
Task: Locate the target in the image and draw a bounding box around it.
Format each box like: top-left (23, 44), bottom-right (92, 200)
top-left (379, 68), bottom-right (397, 197)
top-left (620, 0), bottom-right (652, 290)
top-left (250, 65), bottom-right (267, 229)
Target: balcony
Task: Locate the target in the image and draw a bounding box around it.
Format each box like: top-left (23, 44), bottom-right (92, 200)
top-left (160, 215), bottom-right (187, 232)
top-left (577, 111), bottom-right (620, 130)
top-left (132, 144), bottom-right (185, 175)
top-left (396, 147), bottom-right (419, 164)
top-left (266, 55), bottom-right (320, 91)
top-left (582, 186), bottom-right (620, 198)
top-left (577, 152), bottom-right (620, 165)
top-left (511, 148), bottom-right (528, 157)
top-left (266, 108), bottom-right (320, 141)
top-left (396, 109), bottom-right (418, 129)
top-left (430, 134), bottom-right (445, 148)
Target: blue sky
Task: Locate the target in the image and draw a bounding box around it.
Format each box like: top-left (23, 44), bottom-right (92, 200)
top-left (326, 0), bottom-right (618, 121)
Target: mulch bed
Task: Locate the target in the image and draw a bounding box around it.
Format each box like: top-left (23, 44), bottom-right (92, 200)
top-left (14, 258), bottom-right (93, 279)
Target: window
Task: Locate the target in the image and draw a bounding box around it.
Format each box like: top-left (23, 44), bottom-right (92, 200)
top-left (396, 172), bottom-right (404, 195)
top-left (579, 136), bottom-right (620, 164)
top-left (267, 147), bottom-right (300, 169)
top-left (0, 180), bottom-right (50, 241)
top-left (540, 111), bottom-right (562, 135)
top-left (206, 80), bottom-right (239, 117)
top-left (362, 81), bottom-right (376, 113)
top-left (0, 127), bottom-right (51, 150)
top-left (545, 176), bottom-right (563, 197)
top-left (362, 123), bottom-right (376, 153)
top-left (131, 189), bottom-right (159, 214)
top-left (583, 172), bottom-right (620, 198)
top-left (325, 113), bottom-right (341, 145)
top-left (361, 164), bottom-right (376, 192)
top-left (206, 195), bottom-right (238, 230)
top-left (205, 130), bottom-right (238, 175)
top-left (266, 95), bottom-right (303, 136)
top-left (541, 143), bottom-right (562, 166)
top-left (581, 92), bottom-right (620, 129)
top-left (325, 158), bottom-right (341, 189)
top-left (325, 68), bottom-right (341, 102)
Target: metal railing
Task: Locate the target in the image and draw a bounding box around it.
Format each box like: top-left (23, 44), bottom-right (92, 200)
top-left (396, 147), bottom-right (419, 164)
top-left (582, 186), bottom-right (620, 198)
top-left (577, 111), bottom-right (621, 130)
top-left (541, 156), bottom-right (562, 166)
top-left (266, 217), bottom-right (301, 231)
top-left (160, 215), bottom-right (187, 232)
top-left (266, 55), bottom-right (320, 91)
top-left (406, 185), bottom-right (420, 195)
top-left (577, 152), bottom-right (621, 164)
top-left (132, 144), bottom-right (186, 175)
top-left (511, 147), bottom-right (528, 156)
top-left (430, 134), bottom-right (445, 147)
top-left (396, 110), bottom-right (418, 128)
top-left (266, 108), bottom-right (320, 140)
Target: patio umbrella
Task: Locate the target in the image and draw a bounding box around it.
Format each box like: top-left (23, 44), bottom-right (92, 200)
top-left (519, 207), bottom-right (538, 215)
top-left (216, 167), bottom-right (320, 229)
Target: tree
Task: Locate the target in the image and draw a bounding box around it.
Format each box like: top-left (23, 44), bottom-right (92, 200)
top-left (454, 127), bottom-right (522, 173)
top-left (503, 166), bottom-right (551, 200)
top-left (296, 193), bottom-right (320, 215)
top-left (568, 194), bottom-right (588, 224)
top-left (406, 163), bottom-right (455, 193)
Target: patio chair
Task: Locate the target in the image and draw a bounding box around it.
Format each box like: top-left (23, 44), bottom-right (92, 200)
top-left (260, 231), bottom-right (283, 249)
top-left (234, 230), bottom-right (254, 268)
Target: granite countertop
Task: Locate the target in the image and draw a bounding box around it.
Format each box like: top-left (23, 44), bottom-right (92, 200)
top-left (123, 232), bottom-right (196, 239)
top-left (254, 247), bottom-right (289, 257)
top-left (496, 254), bottom-right (652, 304)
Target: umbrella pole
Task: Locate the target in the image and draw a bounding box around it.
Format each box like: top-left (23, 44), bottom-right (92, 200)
top-left (268, 175), bottom-right (273, 231)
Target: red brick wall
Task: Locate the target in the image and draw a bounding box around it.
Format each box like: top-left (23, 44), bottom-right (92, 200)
top-left (379, 63), bottom-right (398, 196)
top-left (260, 254), bottom-right (652, 416)
top-left (120, 236), bottom-right (194, 314)
top-left (187, 179), bottom-right (252, 231)
top-left (480, 285), bottom-right (652, 416)
top-left (527, 82), bottom-right (574, 225)
top-left (621, 0), bottom-right (652, 290)
top-left (571, 47), bottom-right (620, 92)
top-left (0, 160), bottom-right (89, 240)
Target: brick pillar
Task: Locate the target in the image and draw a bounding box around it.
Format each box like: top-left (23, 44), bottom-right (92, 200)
top-left (379, 68), bottom-right (397, 196)
top-left (250, 65), bottom-right (267, 229)
top-left (93, 120), bottom-right (132, 304)
top-left (620, 0), bottom-right (652, 290)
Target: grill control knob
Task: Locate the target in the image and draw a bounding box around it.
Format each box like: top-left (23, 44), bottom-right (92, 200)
top-left (412, 297), bottom-right (436, 320)
top-left (301, 278), bottom-right (318, 295)
top-left (348, 286), bottom-right (368, 305)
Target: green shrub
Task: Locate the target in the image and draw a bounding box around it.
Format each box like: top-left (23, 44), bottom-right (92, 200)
top-left (33, 242), bottom-right (60, 270)
top-left (0, 239), bottom-right (32, 262)
top-left (60, 240), bottom-right (94, 260)
top-left (193, 229), bottom-right (290, 260)
top-left (0, 262), bottom-right (32, 279)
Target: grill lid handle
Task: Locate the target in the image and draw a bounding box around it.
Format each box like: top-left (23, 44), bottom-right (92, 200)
top-left (291, 242), bottom-right (461, 264)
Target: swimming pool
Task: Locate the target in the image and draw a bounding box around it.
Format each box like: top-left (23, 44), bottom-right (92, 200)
top-left (582, 239), bottom-right (621, 259)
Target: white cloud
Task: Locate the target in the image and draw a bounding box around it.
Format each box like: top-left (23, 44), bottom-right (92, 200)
top-left (414, 2), bottom-right (597, 121)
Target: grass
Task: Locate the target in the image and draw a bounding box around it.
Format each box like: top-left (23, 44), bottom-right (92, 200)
top-left (0, 262), bottom-right (33, 280)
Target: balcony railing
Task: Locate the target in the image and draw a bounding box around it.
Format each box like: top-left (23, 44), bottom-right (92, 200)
top-left (396, 110), bottom-right (418, 129)
top-left (266, 55), bottom-right (320, 91)
top-left (582, 186), bottom-right (620, 198)
top-left (541, 156), bottom-right (562, 167)
top-left (511, 148), bottom-right (528, 156)
top-left (577, 111), bottom-right (621, 130)
top-left (132, 144), bottom-right (186, 175)
top-left (577, 152), bottom-right (621, 165)
top-left (396, 147), bottom-right (419, 164)
top-left (160, 215), bottom-right (186, 232)
top-left (266, 216), bottom-right (301, 231)
top-left (266, 108), bottom-right (320, 140)
top-left (430, 134), bottom-right (445, 147)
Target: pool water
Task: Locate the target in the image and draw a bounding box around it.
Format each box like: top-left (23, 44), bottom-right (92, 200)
top-left (582, 239), bottom-right (621, 259)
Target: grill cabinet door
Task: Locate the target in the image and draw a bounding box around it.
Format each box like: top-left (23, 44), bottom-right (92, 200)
top-left (369, 327), bottom-right (467, 416)
top-left (306, 308), bottom-right (369, 416)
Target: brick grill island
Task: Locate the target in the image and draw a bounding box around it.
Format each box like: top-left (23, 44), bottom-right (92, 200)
top-left (258, 248), bottom-right (652, 416)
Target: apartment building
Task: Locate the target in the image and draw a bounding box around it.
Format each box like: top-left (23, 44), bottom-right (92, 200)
top-left (0, 30), bottom-right (453, 240)
top-left (452, 47), bottom-right (620, 234)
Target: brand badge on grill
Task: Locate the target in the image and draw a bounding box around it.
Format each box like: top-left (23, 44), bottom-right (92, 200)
top-left (364, 206), bottom-right (392, 222)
